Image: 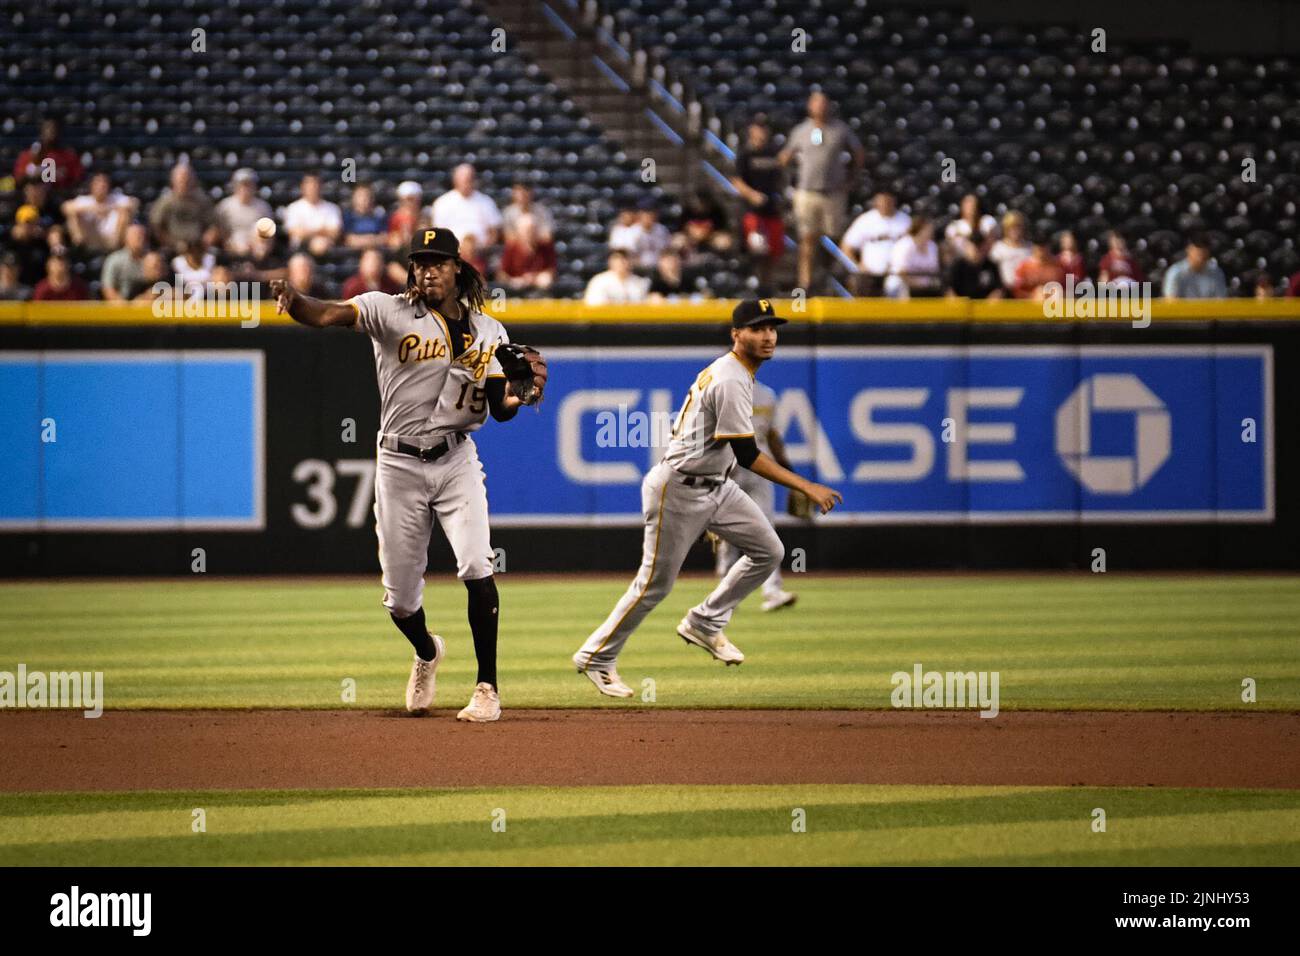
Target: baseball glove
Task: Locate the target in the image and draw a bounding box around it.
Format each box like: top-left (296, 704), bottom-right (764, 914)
top-left (787, 488), bottom-right (813, 519)
top-left (497, 343), bottom-right (548, 406)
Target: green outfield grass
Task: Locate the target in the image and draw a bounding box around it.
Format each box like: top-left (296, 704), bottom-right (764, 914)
top-left (0, 575), bottom-right (1296, 710)
top-left (2, 785), bottom-right (1297, 866)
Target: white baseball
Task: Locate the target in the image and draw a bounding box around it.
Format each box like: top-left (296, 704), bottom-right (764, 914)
top-left (255, 217), bottom-right (277, 239)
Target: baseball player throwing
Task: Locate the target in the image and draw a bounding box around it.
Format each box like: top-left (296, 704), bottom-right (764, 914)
top-left (572, 299), bottom-right (841, 697)
top-left (270, 227), bottom-right (547, 722)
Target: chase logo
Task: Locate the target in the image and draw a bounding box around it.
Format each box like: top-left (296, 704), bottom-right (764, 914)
top-left (1056, 374), bottom-right (1171, 494)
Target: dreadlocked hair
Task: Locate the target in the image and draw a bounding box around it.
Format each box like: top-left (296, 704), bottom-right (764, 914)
top-left (404, 258), bottom-right (487, 314)
top-left (455, 258), bottom-right (487, 314)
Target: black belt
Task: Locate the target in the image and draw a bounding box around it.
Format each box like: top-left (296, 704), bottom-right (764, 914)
top-left (381, 433), bottom-right (465, 462)
top-left (680, 474), bottom-right (723, 489)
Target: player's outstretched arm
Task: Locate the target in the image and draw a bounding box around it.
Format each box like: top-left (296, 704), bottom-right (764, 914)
top-left (268, 279), bottom-right (358, 328)
top-left (729, 436), bottom-right (842, 514)
top-left (748, 454), bottom-right (842, 514)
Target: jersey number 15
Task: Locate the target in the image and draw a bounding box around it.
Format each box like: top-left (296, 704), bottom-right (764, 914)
top-left (455, 382), bottom-right (486, 414)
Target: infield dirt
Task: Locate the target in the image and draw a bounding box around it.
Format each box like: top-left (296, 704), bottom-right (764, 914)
top-left (2, 709), bottom-right (1297, 791)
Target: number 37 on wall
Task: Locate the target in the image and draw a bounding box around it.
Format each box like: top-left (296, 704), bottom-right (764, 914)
top-left (291, 459), bottom-right (376, 529)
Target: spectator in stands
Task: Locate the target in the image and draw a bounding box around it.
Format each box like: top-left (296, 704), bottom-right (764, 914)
top-left (1163, 234), bottom-right (1226, 299)
top-left (584, 250), bottom-right (650, 305)
top-left (172, 240), bottom-right (216, 295)
top-left (679, 190), bottom-right (732, 253)
top-left (1056, 230), bottom-right (1087, 284)
top-left (0, 254), bottom-right (31, 301)
top-left (386, 181), bottom-right (424, 252)
top-left (16, 179), bottom-right (58, 228)
top-left (629, 201), bottom-right (672, 271)
top-left (343, 183), bottom-right (387, 250)
top-left (498, 212), bottom-right (556, 291)
top-left (207, 262), bottom-right (239, 304)
top-left (149, 163), bottom-right (217, 251)
top-left (129, 252), bottom-right (168, 302)
top-left (215, 169), bottom-right (272, 257)
top-left (648, 250), bottom-right (688, 301)
top-left (61, 172), bottom-right (137, 254)
top-left (989, 211), bottom-right (1031, 293)
top-left (884, 217), bottom-right (941, 299)
top-left (32, 254), bottom-right (88, 301)
top-left (341, 248), bottom-right (401, 298)
top-left (942, 193), bottom-right (998, 263)
top-left (12, 119), bottom-right (83, 191)
top-left (1286, 270), bottom-right (1300, 297)
top-left (46, 223), bottom-right (73, 261)
top-left (608, 204), bottom-right (640, 255)
top-left (841, 191), bottom-right (911, 296)
top-left (457, 233), bottom-right (489, 277)
top-left (431, 164), bottom-right (502, 248)
top-left (209, 261), bottom-right (234, 293)
top-left (1253, 273), bottom-right (1276, 299)
top-left (286, 252), bottom-right (328, 298)
top-left (779, 91), bottom-right (865, 291)
top-left (945, 234), bottom-right (1004, 299)
top-left (502, 182), bottom-right (554, 242)
top-left (1013, 237), bottom-right (1066, 300)
top-left (731, 116), bottom-right (785, 292)
top-left (231, 232), bottom-right (287, 284)
top-left (1097, 231), bottom-right (1145, 286)
top-left (100, 223), bottom-right (149, 302)
top-left (283, 172), bottom-right (342, 256)
top-left (10, 205), bottom-right (49, 287)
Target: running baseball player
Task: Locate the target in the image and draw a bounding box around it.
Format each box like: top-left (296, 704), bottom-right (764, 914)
top-left (270, 227), bottom-right (547, 722)
top-left (572, 299), bottom-right (841, 697)
top-left (712, 376), bottom-right (798, 612)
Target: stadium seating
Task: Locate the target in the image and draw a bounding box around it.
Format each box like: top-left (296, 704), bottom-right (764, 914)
top-left (3, 0), bottom-right (1298, 294)
top-left (0, 0), bottom-right (659, 297)
top-left (600, 0), bottom-right (1300, 290)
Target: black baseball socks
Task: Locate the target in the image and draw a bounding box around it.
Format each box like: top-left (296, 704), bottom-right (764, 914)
top-left (390, 608), bottom-right (437, 661)
top-left (464, 575), bottom-right (499, 688)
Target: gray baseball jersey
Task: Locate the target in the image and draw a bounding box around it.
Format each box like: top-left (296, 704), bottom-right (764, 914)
top-left (350, 291), bottom-right (507, 440)
top-left (348, 291), bottom-right (508, 608)
top-left (576, 351), bottom-right (785, 668)
top-left (661, 351), bottom-right (755, 478)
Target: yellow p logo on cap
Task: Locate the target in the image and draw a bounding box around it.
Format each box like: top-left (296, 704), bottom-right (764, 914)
top-left (424, 230), bottom-right (437, 245)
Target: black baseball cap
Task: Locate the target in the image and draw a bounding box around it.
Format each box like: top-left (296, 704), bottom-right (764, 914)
top-left (732, 298), bottom-right (788, 328)
top-left (408, 227), bottom-right (460, 261)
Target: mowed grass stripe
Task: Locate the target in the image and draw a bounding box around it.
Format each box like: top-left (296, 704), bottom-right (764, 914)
top-left (1, 576), bottom-right (1295, 710)
top-left (2, 786), bottom-right (1297, 867)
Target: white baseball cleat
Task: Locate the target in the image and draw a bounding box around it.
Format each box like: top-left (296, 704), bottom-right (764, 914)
top-left (761, 590), bottom-right (798, 613)
top-left (457, 681), bottom-right (502, 722)
top-left (677, 618), bottom-right (745, 665)
top-left (573, 652), bottom-right (634, 698)
top-left (405, 635), bottom-right (446, 715)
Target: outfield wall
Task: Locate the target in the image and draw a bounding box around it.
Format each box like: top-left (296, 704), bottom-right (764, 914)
top-left (1, 299), bottom-right (1297, 574)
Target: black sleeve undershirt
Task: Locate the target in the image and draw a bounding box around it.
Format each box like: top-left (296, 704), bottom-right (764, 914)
top-left (485, 377), bottom-right (518, 422)
top-left (728, 434), bottom-right (760, 468)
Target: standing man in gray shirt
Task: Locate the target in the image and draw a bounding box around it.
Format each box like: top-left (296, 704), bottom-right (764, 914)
top-left (779, 91), bottom-right (866, 293)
